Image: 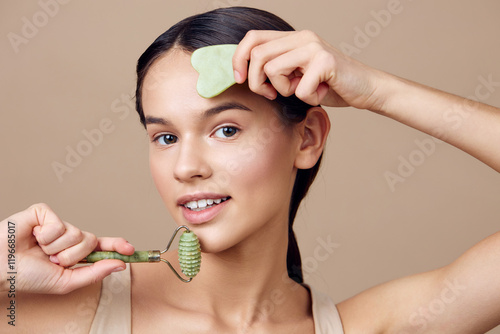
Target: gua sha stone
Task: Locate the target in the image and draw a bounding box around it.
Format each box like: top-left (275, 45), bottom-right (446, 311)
top-left (191, 44), bottom-right (238, 98)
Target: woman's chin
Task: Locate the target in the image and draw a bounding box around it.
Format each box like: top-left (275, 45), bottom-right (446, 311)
top-left (197, 238), bottom-right (235, 254)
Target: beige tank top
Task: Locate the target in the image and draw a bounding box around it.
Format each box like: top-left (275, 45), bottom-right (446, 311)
top-left (89, 265), bottom-right (344, 333)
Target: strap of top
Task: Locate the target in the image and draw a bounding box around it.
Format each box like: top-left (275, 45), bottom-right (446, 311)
top-left (89, 264), bottom-right (131, 334)
top-left (307, 285), bottom-right (345, 334)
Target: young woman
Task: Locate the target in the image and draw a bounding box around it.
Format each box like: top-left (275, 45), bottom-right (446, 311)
top-left (1, 6), bottom-right (500, 334)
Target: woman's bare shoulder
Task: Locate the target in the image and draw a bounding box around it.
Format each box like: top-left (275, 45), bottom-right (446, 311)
top-left (338, 231), bottom-right (500, 334)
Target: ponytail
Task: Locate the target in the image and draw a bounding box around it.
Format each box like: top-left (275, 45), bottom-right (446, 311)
top-left (287, 227), bottom-right (303, 283)
top-left (286, 159), bottom-right (323, 284)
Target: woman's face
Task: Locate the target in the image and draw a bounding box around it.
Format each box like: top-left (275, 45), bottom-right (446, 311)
top-left (141, 50), bottom-right (301, 253)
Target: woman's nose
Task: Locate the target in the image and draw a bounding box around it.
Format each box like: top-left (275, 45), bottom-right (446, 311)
top-left (173, 141), bottom-right (212, 182)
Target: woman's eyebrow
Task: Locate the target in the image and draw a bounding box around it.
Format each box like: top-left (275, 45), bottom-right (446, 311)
top-left (144, 102), bottom-right (252, 126)
top-left (145, 116), bottom-right (169, 126)
top-left (201, 102), bottom-right (252, 120)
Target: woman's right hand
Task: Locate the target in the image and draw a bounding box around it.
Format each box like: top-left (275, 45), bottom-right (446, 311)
top-left (0, 203), bottom-right (134, 294)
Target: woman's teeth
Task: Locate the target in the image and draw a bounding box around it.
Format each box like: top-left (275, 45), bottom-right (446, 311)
top-left (184, 197), bottom-right (229, 211)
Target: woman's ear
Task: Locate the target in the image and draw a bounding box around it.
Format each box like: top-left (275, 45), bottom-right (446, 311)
top-left (294, 107), bottom-right (331, 169)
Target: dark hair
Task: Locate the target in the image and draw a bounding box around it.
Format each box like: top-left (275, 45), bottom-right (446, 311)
top-left (135, 6), bottom-right (322, 284)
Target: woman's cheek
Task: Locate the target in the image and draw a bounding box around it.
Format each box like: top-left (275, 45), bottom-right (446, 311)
top-left (150, 155), bottom-right (175, 206)
top-left (236, 134), bottom-right (292, 190)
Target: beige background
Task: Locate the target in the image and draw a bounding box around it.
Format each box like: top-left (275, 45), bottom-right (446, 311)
top-left (1, 0), bottom-right (499, 331)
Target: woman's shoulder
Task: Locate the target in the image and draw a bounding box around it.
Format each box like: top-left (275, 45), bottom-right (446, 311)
top-left (337, 232), bottom-right (500, 333)
top-left (336, 268), bottom-right (448, 333)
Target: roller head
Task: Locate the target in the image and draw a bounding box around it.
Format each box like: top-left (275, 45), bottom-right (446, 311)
top-left (178, 231), bottom-right (201, 278)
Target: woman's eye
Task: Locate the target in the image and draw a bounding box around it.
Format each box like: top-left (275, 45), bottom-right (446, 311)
top-left (214, 126), bottom-right (239, 138)
top-left (155, 134), bottom-right (178, 146)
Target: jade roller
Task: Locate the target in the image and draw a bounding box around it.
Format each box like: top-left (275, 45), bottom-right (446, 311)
top-left (80, 225), bottom-right (201, 283)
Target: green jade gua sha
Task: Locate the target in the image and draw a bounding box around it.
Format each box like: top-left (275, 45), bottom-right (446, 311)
top-left (191, 44), bottom-right (239, 98)
top-left (80, 225), bottom-right (201, 283)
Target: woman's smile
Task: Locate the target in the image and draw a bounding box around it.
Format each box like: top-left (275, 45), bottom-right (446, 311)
top-left (177, 193), bottom-right (231, 224)
top-left (181, 197), bottom-right (231, 224)
top-left (183, 197), bottom-right (230, 211)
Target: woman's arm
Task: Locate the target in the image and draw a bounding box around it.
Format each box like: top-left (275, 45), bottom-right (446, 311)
top-left (378, 73), bottom-right (500, 172)
top-left (232, 29), bottom-right (500, 332)
top-left (233, 30), bottom-right (500, 172)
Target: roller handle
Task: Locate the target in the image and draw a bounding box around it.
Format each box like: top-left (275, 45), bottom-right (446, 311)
top-left (80, 250), bottom-right (161, 263)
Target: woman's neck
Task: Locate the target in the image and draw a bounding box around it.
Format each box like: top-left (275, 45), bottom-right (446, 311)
top-left (170, 221), bottom-right (310, 327)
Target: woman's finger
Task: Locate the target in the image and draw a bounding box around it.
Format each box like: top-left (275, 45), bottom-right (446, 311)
top-left (233, 30), bottom-right (295, 84)
top-left (94, 237), bottom-right (135, 255)
top-left (30, 204), bottom-right (67, 245)
top-left (262, 45), bottom-right (314, 98)
top-left (247, 32), bottom-right (313, 98)
top-left (48, 236), bottom-right (135, 267)
top-left (37, 221), bottom-right (85, 255)
top-left (294, 49), bottom-right (337, 105)
top-left (236, 30), bottom-right (333, 101)
top-left (49, 260), bottom-right (126, 294)
top-left (49, 231), bottom-right (98, 266)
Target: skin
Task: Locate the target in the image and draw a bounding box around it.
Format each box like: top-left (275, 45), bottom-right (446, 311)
top-left (131, 49), bottom-right (327, 332)
top-left (1, 29), bottom-right (500, 333)
top-left (231, 30), bottom-right (500, 333)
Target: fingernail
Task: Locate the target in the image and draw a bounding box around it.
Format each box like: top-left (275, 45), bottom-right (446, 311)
top-left (265, 91), bottom-right (276, 100)
top-left (112, 266), bottom-right (125, 272)
top-left (50, 255), bottom-right (60, 264)
top-left (234, 70), bottom-right (242, 83)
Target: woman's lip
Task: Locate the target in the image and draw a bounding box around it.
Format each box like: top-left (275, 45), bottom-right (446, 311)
top-left (181, 198), bottom-right (230, 224)
top-left (177, 192), bottom-right (230, 205)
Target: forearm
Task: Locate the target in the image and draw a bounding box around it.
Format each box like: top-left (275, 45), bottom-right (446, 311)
top-left (378, 73), bottom-right (500, 172)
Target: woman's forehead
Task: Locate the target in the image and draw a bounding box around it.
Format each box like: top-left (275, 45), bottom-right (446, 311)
top-left (141, 50), bottom-right (273, 117)
top-left (143, 51), bottom-right (197, 94)
top-left (141, 51), bottom-right (206, 114)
